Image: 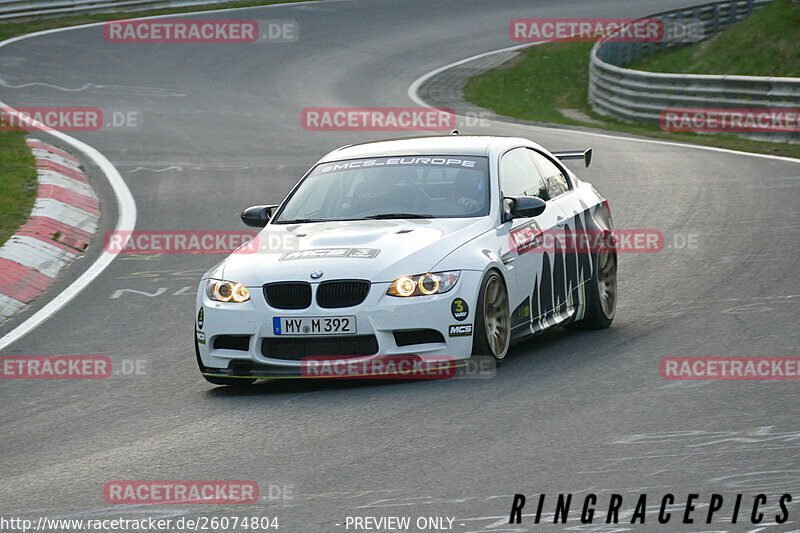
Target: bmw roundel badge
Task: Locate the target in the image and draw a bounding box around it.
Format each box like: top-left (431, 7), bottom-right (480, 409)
top-left (310, 271), bottom-right (323, 279)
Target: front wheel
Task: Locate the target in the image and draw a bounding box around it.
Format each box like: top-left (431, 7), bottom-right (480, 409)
top-left (472, 272), bottom-right (511, 361)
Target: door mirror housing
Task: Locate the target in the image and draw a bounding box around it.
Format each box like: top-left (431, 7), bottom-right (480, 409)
top-left (502, 196), bottom-right (546, 222)
top-left (241, 205), bottom-right (277, 227)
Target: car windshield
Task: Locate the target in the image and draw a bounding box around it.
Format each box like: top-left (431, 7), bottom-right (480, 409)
top-left (274, 155), bottom-right (490, 223)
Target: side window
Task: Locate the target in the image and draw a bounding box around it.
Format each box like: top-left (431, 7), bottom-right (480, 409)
top-left (499, 148), bottom-right (550, 200)
top-left (529, 151), bottom-right (570, 198)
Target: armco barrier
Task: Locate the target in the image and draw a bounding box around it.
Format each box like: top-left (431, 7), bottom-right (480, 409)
top-left (588, 0), bottom-right (800, 142)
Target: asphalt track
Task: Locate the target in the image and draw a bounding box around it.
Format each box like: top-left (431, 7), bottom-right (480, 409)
top-left (0, 1), bottom-right (798, 531)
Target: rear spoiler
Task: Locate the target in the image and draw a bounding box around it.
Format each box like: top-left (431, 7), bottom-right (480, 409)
top-left (552, 148), bottom-right (592, 168)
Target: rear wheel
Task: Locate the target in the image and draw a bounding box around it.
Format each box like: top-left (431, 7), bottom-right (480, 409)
top-left (472, 272), bottom-right (511, 361)
top-left (573, 245), bottom-right (616, 329)
top-left (195, 334), bottom-right (256, 387)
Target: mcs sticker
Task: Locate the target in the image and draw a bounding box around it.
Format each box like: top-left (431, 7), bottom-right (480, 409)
top-left (451, 298), bottom-right (469, 321)
top-left (448, 324), bottom-right (473, 337)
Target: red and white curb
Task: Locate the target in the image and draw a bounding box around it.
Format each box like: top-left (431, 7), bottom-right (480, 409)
top-left (0, 138), bottom-right (99, 322)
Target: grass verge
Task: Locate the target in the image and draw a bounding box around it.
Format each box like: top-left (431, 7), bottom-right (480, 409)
top-left (627, 0), bottom-right (800, 76)
top-left (0, 131), bottom-right (36, 246)
top-left (463, 3), bottom-right (800, 159)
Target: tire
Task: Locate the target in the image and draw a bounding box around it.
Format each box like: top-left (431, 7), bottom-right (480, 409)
top-left (472, 271), bottom-right (511, 361)
top-left (195, 334), bottom-right (256, 387)
top-left (572, 244), bottom-right (616, 330)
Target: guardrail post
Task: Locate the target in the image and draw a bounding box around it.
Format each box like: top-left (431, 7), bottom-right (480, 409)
top-left (693, 7), bottom-right (704, 42)
top-left (711, 4), bottom-right (720, 34)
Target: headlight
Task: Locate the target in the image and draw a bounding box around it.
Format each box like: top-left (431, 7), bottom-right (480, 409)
top-left (206, 279), bottom-right (250, 303)
top-left (386, 271), bottom-right (459, 297)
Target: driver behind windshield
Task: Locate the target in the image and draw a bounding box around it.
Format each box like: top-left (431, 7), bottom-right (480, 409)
top-left (454, 169), bottom-right (487, 215)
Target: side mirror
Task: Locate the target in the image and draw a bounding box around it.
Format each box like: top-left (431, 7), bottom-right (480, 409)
top-left (502, 196), bottom-right (546, 222)
top-left (240, 205), bottom-right (276, 227)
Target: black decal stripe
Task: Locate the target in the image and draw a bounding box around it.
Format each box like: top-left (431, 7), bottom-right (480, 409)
top-left (539, 253), bottom-right (552, 321)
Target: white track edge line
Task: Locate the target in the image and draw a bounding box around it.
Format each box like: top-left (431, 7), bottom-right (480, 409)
top-left (0, 103), bottom-right (136, 351)
top-left (407, 43), bottom-right (800, 164)
top-left (0, 0), bottom-right (338, 351)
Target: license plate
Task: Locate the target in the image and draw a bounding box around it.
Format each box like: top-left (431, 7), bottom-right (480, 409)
top-left (273, 316), bottom-right (356, 335)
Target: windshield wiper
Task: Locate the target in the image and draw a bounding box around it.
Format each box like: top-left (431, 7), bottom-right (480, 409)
top-left (277, 218), bottom-right (326, 224)
top-left (363, 213), bottom-right (432, 220)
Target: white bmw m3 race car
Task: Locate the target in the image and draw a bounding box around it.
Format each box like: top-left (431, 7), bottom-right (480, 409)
top-left (195, 135), bottom-right (616, 385)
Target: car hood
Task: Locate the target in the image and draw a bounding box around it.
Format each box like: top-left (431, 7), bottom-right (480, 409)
top-left (219, 218), bottom-right (487, 286)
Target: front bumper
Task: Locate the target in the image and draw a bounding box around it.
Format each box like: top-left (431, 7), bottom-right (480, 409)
top-left (195, 271), bottom-right (481, 379)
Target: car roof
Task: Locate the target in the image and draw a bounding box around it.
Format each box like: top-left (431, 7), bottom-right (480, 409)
top-left (318, 134), bottom-right (545, 162)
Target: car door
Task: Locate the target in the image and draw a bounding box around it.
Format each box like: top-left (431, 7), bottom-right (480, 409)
top-left (498, 147), bottom-right (569, 338)
top-left (528, 149), bottom-right (594, 320)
